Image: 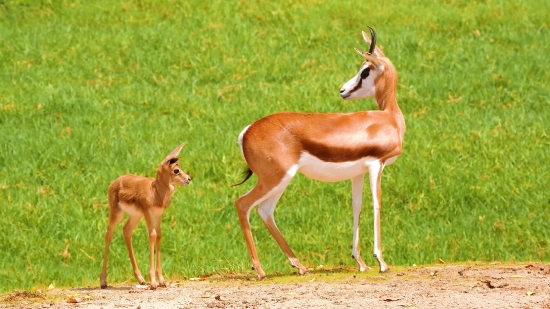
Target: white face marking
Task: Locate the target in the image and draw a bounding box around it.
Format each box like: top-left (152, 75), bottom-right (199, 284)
top-left (340, 62), bottom-right (378, 100)
top-left (297, 152), bottom-right (379, 182)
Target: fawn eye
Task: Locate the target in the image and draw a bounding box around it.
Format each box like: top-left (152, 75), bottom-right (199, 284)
top-left (360, 67), bottom-right (370, 79)
top-left (174, 169), bottom-right (180, 174)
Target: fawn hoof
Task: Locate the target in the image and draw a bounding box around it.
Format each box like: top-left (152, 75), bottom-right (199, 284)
top-left (137, 276), bottom-right (146, 286)
top-left (158, 279), bottom-right (167, 288)
top-left (150, 281), bottom-right (158, 290)
top-left (100, 281), bottom-right (108, 289)
top-left (257, 269), bottom-right (267, 280)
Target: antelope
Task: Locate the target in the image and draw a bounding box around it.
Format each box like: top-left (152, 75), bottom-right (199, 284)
top-left (100, 143), bottom-right (191, 289)
top-left (233, 27), bottom-right (405, 279)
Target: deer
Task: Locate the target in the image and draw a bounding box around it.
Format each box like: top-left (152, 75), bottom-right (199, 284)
top-left (233, 27), bottom-right (405, 279)
top-left (100, 143), bottom-right (192, 289)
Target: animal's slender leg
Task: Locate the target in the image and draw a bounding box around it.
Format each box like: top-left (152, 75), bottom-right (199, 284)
top-left (100, 206), bottom-right (124, 289)
top-left (257, 187), bottom-right (307, 275)
top-left (235, 176), bottom-right (289, 279)
top-left (142, 211), bottom-right (158, 289)
top-left (235, 189), bottom-right (268, 278)
top-left (351, 174), bottom-right (370, 272)
top-left (153, 214), bottom-right (166, 287)
top-left (369, 162), bottom-right (389, 272)
top-left (122, 214), bottom-right (147, 285)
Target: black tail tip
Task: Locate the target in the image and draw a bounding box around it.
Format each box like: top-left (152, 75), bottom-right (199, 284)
top-left (230, 168), bottom-right (253, 187)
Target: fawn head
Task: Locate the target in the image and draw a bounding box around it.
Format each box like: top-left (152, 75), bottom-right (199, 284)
top-left (158, 143), bottom-right (192, 186)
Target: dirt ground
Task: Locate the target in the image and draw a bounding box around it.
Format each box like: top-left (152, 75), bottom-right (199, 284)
top-left (2, 263), bottom-right (550, 309)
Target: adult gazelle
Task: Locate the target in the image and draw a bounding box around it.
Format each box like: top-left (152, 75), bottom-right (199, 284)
top-left (234, 27), bottom-right (405, 279)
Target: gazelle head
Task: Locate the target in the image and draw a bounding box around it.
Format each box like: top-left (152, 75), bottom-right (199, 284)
top-left (340, 27), bottom-right (388, 101)
top-left (158, 143), bottom-right (192, 186)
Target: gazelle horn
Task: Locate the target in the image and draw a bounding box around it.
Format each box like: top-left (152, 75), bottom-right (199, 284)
top-left (368, 26), bottom-right (377, 55)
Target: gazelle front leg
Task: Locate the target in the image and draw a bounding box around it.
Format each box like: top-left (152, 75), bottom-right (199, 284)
top-left (368, 162), bottom-right (389, 272)
top-left (351, 174), bottom-right (370, 272)
top-left (122, 215), bottom-right (147, 285)
top-left (153, 215), bottom-right (166, 288)
top-left (142, 212), bottom-right (158, 290)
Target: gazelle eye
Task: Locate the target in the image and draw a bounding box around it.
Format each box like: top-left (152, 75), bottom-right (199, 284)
top-left (360, 67), bottom-right (371, 79)
top-left (174, 169), bottom-right (180, 174)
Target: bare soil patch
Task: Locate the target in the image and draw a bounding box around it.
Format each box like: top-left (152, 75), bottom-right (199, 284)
top-left (2, 263), bottom-right (549, 309)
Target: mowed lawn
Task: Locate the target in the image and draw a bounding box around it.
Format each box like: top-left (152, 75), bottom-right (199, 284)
top-left (0, 0), bottom-right (548, 292)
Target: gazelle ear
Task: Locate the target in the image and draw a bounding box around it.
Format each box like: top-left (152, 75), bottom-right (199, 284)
top-left (164, 143), bottom-right (185, 161)
top-left (363, 53), bottom-right (384, 71)
top-left (354, 47), bottom-right (368, 57)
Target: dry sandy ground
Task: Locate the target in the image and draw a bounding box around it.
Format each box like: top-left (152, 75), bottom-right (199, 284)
top-left (2, 263), bottom-right (550, 309)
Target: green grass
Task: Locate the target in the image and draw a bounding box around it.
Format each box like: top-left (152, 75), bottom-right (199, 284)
top-left (0, 0), bottom-right (548, 292)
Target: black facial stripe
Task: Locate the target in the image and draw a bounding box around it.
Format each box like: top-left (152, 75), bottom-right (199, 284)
top-left (348, 68), bottom-right (368, 95)
top-left (348, 77), bottom-right (362, 95)
top-left (361, 67), bottom-right (371, 79)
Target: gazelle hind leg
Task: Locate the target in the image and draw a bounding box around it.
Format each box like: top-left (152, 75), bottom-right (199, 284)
top-left (235, 167), bottom-right (298, 278)
top-left (351, 174), bottom-right (370, 272)
top-left (100, 205), bottom-right (125, 289)
top-left (369, 162), bottom-right (389, 272)
top-left (257, 188), bottom-right (307, 275)
top-left (235, 181), bottom-right (275, 279)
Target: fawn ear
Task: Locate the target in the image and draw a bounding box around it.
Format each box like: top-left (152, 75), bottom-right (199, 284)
top-left (164, 143), bottom-right (185, 161)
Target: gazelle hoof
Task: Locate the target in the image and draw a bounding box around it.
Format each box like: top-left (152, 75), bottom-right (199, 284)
top-left (379, 267), bottom-right (390, 273)
top-left (137, 276), bottom-right (146, 286)
top-left (295, 265), bottom-right (308, 275)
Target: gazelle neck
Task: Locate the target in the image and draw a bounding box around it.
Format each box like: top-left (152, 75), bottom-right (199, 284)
top-left (374, 64), bottom-right (406, 140)
top-left (154, 169), bottom-right (173, 207)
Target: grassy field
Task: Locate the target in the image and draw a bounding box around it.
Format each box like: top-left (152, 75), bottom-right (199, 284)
top-left (0, 0), bottom-right (548, 292)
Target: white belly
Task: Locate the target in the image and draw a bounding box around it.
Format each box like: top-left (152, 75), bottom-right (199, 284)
top-left (297, 152), bottom-right (380, 182)
top-left (118, 202), bottom-right (143, 217)
top-left (118, 203), bottom-right (165, 218)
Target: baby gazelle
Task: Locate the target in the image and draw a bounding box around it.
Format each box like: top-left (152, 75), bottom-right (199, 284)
top-left (100, 143), bottom-right (191, 289)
